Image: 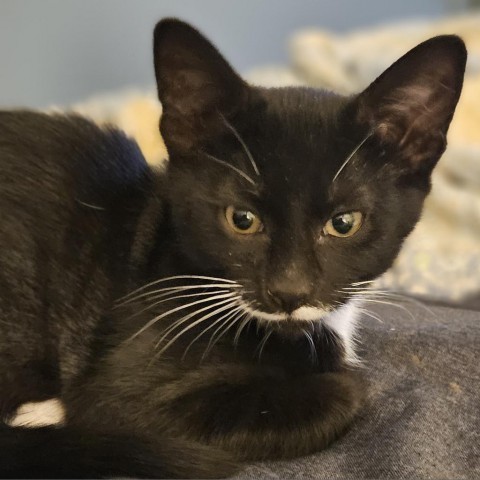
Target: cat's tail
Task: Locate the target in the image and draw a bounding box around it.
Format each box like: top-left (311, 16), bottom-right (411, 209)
top-left (0, 424), bottom-right (237, 478)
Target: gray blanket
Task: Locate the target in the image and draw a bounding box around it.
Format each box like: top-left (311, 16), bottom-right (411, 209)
top-left (238, 303), bottom-right (480, 479)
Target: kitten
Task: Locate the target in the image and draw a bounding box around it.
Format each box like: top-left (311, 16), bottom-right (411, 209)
top-left (0, 19), bottom-right (466, 478)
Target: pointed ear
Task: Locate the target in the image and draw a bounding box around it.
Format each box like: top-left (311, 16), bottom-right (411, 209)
top-left (153, 19), bottom-right (248, 152)
top-left (355, 35), bottom-right (467, 172)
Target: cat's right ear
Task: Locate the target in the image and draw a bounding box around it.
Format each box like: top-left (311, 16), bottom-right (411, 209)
top-left (153, 19), bottom-right (248, 153)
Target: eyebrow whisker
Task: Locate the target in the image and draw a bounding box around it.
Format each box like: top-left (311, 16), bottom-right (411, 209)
top-left (333, 130), bottom-right (375, 182)
top-left (220, 113), bottom-right (260, 177)
top-left (202, 152), bottom-right (256, 186)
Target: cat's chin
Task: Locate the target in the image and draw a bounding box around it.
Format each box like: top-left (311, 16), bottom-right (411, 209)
top-left (243, 301), bottom-right (362, 364)
top-left (261, 318), bottom-right (321, 338)
top-left (242, 305), bottom-right (332, 337)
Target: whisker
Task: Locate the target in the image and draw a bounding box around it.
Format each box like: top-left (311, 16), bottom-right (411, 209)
top-left (256, 329), bottom-right (273, 361)
top-left (349, 279), bottom-right (376, 287)
top-left (123, 289), bottom-right (231, 320)
top-left (201, 309), bottom-right (246, 361)
top-left (116, 283), bottom-right (241, 308)
top-left (385, 294), bottom-right (437, 318)
top-left (333, 130), bottom-right (375, 182)
top-left (356, 307), bottom-right (384, 324)
top-left (182, 305), bottom-right (243, 360)
top-left (117, 275), bottom-right (239, 302)
top-left (355, 298), bottom-right (416, 321)
top-left (76, 199), bottom-right (105, 211)
top-left (303, 329), bottom-right (318, 365)
top-left (342, 288), bottom-right (393, 294)
top-left (155, 299), bottom-right (240, 355)
top-left (345, 291), bottom-right (400, 300)
top-left (203, 152), bottom-right (256, 186)
top-left (154, 298), bottom-right (238, 351)
top-left (343, 282), bottom-right (438, 321)
top-left (125, 292), bottom-right (236, 343)
top-left (233, 312), bottom-right (253, 346)
top-left (220, 113), bottom-right (260, 177)
top-left (352, 291), bottom-right (438, 321)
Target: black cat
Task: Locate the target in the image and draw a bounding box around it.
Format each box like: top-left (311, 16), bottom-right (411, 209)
top-left (0, 19), bottom-right (466, 478)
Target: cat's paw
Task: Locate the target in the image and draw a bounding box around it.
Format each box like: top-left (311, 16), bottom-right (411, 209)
top-left (6, 398), bottom-right (65, 428)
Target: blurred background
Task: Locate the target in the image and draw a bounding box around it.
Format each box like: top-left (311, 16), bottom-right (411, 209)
top-left (0, 0), bottom-right (479, 308)
top-left (0, 0), bottom-right (478, 107)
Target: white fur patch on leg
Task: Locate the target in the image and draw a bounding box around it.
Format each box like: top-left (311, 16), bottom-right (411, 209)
top-left (322, 300), bottom-right (362, 366)
top-left (7, 398), bottom-right (66, 428)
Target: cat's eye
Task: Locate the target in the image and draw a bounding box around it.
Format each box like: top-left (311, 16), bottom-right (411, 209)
top-left (225, 206), bottom-right (263, 235)
top-left (323, 211), bottom-right (363, 238)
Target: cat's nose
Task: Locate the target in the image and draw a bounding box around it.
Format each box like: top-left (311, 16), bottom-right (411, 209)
top-left (267, 279), bottom-right (312, 314)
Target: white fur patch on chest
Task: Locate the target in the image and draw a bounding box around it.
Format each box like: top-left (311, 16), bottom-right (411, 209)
top-left (240, 300), bottom-right (362, 365)
top-left (7, 398), bottom-right (65, 428)
top-left (322, 301), bottom-right (361, 365)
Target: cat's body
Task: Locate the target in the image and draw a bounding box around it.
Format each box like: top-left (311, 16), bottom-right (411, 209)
top-left (0, 108), bottom-right (361, 479)
top-left (0, 19), bottom-right (466, 478)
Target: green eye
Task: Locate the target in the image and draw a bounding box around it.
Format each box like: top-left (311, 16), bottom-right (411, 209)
top-left (324, 211), bottom-right (363, 238)
top-left (225, 206), bottom-right (263, 235)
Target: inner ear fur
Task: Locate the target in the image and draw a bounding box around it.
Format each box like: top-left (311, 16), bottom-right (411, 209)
top-left (355, 35), bottom-right (467, 171)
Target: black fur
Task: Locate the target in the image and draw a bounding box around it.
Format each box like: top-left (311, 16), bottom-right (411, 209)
top-left (0, 19), bottom-right (466, 478)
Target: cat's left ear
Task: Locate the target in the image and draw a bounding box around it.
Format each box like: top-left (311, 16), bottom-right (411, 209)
top-left (355, 35), bottom-right (467, 172)
top-left (153, 19), bottom-right (248, 152)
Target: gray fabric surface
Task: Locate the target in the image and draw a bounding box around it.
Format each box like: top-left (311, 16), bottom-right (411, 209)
top-left (237, 303), bottom-right (480, 479)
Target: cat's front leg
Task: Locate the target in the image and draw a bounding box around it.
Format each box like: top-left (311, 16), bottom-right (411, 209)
top-left (163, 365), bottom-right (365, 460)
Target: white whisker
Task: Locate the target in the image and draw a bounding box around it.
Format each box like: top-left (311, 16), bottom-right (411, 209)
top-left (356, 298), bottom-right (416, 321)
top-left (183, 305), bottom-right (244, 359)
top-left (124, 289), bottom-right (231, 319)
top-left (117, 275), bottom-right (239, 302)
top-left (233, 313), bottom-right (253, 346)
top-left (387, 294), bottom-right (437, 318)
top-left (333, 130), bottom-right (374, 182)
top-left (116, 283), bottom-right (241, 307)
top-left (256, 329), bottom-right (273, 361)
top-left (126, 292), bottom-right (236, 343)
top-left (203, 152), bottom-right (256, 186)
top-left (221, 113), bottom-right (260, 177)
top-left (154, 298), bottom-right (238, 350)
top-left (350, 289), bottom-right (438, 321)
top-left (342, 288), bottom-right (392, 294)
top-left (303, 329), bottom-right (318, 365)
top-left (349, 279), bottom-right (376, 287)
top-left (201, 309), bottom-right (247, 361)
top-left (356, 307), bottom-right (384, 324)
top-left (155, 298), bottom-right (240, 355)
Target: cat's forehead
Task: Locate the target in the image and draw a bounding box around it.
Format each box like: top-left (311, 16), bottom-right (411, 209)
top-left (235, 87), bottom-right (354, 202)
top-left (255, 87), bottom-right (347, 136)
top-left (243, 88), bottom-right (351, 168)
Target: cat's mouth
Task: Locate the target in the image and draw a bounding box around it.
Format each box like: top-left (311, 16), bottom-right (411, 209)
top-left (241, 304), bottom-right (332, 324)
top-left (238, 300), bottom-right (360, 357)
top-left (237, 303), bottom-right (336, 338)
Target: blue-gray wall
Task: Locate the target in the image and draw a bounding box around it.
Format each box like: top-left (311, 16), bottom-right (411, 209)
top-left (0, 0), bottom-right (468, 108)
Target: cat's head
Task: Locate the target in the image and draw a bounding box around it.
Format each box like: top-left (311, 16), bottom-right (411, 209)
top-left (152, 19), bottom-right (466, 337)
